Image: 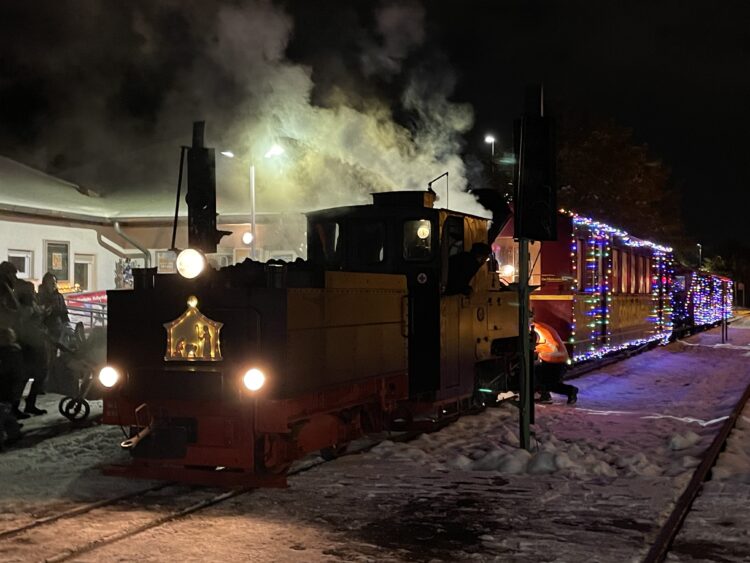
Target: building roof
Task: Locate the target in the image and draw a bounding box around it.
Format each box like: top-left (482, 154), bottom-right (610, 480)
top-left (0, 155), bottom-right (261, 223)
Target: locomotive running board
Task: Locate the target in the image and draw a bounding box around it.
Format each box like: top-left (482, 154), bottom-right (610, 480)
top-left (103, 463), bottom-right (287, 489)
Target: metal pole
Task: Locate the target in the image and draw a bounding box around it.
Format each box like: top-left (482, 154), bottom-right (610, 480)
top-left (170, 146), bottom-right (187, 251)
top-left (518, 237), bottom-right (532, 449)
top-left (250, 164), bottom-right (256, 260)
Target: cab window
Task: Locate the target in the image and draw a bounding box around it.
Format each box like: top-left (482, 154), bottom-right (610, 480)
top-left (403, 219), bottom-right (433, 261)
top-left (312, 221), bottom-right (341, 266)
top-left (351, 221), bottom-right (386, 266)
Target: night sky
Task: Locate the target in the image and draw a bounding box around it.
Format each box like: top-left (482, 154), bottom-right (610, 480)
top-left (1, 1), bottom-right (748, 252)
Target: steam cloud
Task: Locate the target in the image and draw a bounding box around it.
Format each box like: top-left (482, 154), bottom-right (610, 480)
top-left (0, 0), bottom-right (487, 221)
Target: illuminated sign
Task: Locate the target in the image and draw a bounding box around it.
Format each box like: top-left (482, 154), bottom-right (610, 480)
top-left (163, 296), bottom-right (223, 361)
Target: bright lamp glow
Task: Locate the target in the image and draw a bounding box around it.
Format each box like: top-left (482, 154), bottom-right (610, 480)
top-left (242, 368), bottom-right (266, 391)
top-left (241, 231), bottom-right (254, 245)
top-left (98, 366), bottom-right (120, 388)
top-left (220, 150), bottom-right (235, 158)
top-left (500, 264), bottom-right (515, 277)
top-left (417, 224), bottom-right (430, 239)
top-left (484, 135), bottom-right (495, 144)
top-left (264, 144), bottom-right (285, 158)
top-left (176, 249), bottom-right (206, 279)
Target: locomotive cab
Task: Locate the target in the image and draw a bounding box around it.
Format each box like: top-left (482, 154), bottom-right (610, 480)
top-left (306, 191), bottom-right (518, 411)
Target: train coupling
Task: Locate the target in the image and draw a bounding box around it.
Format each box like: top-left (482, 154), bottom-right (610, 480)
top-left (120, 403), bottom-right (153, 449)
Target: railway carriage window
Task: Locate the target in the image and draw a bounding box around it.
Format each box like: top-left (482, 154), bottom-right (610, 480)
top-left (576, 239), bottom-right (585, 289)
top-left (403, 219), bottom-right (433, 261)
top-left (351, 221), bottom-right (386, 265)
top-left (621, 252), bottom-right (629, 293)
top-left (612, 249), bottom-right (620, 294)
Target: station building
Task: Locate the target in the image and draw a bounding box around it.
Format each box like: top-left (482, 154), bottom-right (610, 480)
top-left (0, 156), bottom-right (304, 295)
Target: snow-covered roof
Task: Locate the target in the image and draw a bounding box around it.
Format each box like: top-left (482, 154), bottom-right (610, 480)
top-left (0, 156), bottom-right (178, 220)
top-left (0, 156), bottom-right (261, 222)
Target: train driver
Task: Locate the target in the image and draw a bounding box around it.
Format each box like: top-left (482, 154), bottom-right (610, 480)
top-left (532, 320), bottom-right (578, 405)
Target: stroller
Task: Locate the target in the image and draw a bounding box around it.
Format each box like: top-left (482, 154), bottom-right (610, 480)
top-left (47, 323), bottom-right (106, 421)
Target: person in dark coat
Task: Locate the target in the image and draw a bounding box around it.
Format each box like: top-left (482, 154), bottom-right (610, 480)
top-left (16, 280), bottom-right (48, 415)
top-left (38, 272), bottom-right (70, 341)
top-left (445, 242), bottom-right (492, 296)
top-left (37, 272), bottom-right (69, 388)
top-left (0, 261), bottom-right (20, 328)
top-left (0, 326), bottom-right (27, 432)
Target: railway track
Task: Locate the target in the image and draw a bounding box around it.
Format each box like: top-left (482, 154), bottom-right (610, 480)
top-left (0, 429), bottom-right (425, 563)
top-left (643, 378), bottom-right (750, 563)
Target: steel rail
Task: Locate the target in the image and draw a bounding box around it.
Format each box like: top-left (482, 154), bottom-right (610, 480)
top-left (0, 483), bottom-right (173, 541)
top-left (35, 428), bottom-right (425, 563)
top-left (642, 378), bottom-right (750, 563)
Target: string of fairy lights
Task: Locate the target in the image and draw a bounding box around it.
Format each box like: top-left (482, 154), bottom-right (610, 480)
top-left (690, 272), bottom-right (734, 325)
top-left (564, 210), bottom-right (675, 363)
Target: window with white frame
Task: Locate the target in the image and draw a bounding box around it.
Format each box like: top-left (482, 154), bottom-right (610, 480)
top-left (8, 250), bottom-right (33, 279)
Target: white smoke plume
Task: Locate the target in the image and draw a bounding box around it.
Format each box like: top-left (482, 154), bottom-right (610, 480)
top-left (4, 0), bottom-right (487, 220)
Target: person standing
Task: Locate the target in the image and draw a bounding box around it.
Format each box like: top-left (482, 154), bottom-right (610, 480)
top-left (533, 320), bottom-right (578, 404)
top-left (37, 273), bottom-right (70, 404)
top-left (0, 327), bottom-right (24, 445)
top-left (0, 261), bottom-right (20, 328)
top-left (16, 280), bottom-right (48, 415)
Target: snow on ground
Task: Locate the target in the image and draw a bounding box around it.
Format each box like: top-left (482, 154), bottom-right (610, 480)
top-left (0, 394), bottom-right (157, 518)
top-left (668, 390), bottom-right (750, 563)
top-left (1, 319), bottom-right (750, 561)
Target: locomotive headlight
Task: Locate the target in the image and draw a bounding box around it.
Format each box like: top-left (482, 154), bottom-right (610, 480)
top-left (176, 248), bottom-right (206, 279)
top-left (98, 366), bottom-right (120, 388)
top-left (416, 222), bottom-right (431, 240)
top-left (242, 368), bottom-right (266, 391)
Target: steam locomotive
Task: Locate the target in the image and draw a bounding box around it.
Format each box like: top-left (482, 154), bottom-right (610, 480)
top-left (101, 190), bottom-right (519, 486)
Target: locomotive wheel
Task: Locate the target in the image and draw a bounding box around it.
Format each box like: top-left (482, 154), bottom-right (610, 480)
top-left (58, 397), bottom-right (91, 421)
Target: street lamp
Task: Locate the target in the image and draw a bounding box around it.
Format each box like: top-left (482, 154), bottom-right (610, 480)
top-left (222, 145), bottom-right (285, 260)
top-left (484, 134), bottom-right (496, 157)
top-left (697, 243), bottom-right (702, 269)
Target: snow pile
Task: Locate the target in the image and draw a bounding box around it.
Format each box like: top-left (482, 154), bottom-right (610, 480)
top-left (669, 430), bottom-right (701, 450)
top-left (366, 403), bottom-right (711, 481)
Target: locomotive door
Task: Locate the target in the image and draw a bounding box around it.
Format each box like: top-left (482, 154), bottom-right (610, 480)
top-left (440, 216), bottom-right (465, 392)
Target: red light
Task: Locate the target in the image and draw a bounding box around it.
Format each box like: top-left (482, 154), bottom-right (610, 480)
top-left (661, 276), bottom-right (667, 284)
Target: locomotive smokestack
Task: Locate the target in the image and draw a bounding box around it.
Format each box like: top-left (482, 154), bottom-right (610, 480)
top-left (192, 121), bottom-right (205, 148)
top-left (185, 121), bottom-right (229, 254)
